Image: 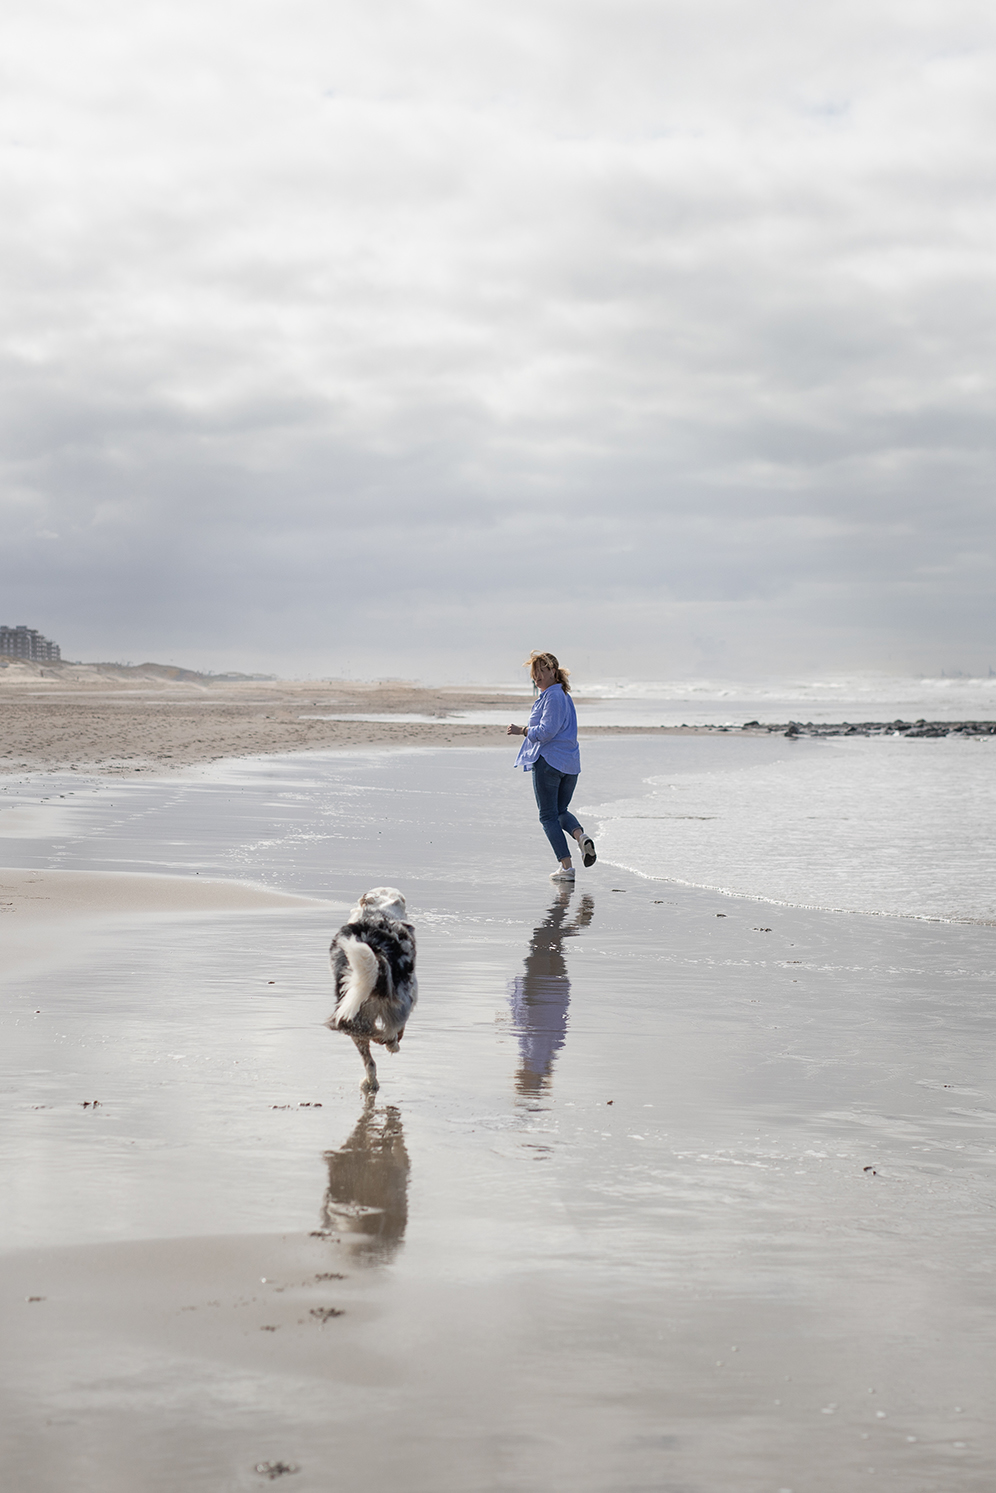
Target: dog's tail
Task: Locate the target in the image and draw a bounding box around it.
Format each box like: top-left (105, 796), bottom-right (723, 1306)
top-left (333, 937), bottom-right (380, 1026)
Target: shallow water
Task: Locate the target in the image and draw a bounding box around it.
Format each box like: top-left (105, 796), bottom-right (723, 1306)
top-left (587, 734), bottom-right (996, 923)
top-left (2, 744), bottom-right (995, 1490)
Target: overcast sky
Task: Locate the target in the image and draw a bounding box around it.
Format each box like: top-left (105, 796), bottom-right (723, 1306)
top-left (1, 0), bottom-right (994, 681)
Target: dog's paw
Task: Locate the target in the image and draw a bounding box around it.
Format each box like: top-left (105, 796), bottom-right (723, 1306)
top-left (360, 1077), bottom-right (380, 1093)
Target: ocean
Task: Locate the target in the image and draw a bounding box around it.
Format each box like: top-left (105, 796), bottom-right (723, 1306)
top-left (445, 669), bottom-right (996, 727)
top-left (566, 670), bottom-right (996, 726)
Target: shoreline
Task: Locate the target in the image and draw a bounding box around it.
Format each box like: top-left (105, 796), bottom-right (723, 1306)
top-left (2, 668), bottom-right (991, 776)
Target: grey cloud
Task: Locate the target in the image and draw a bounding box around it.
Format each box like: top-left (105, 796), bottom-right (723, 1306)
top-left (0, 0), bottom-right (994, 678)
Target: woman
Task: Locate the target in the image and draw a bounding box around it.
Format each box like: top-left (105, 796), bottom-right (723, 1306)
top-left (507, 651), bottom-right (597, 883)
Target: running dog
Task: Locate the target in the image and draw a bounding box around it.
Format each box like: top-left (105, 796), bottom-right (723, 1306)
top-left (327, 887), bottom-right (417, 1092)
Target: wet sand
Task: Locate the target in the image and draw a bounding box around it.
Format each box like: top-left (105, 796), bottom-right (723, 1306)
top-left (0, 867), bottom-right (330, 976)
top-left (1, 743), bottom-right (994, 1491)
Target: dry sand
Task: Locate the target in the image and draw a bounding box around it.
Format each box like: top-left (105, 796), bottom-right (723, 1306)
top-left (0, 659), bottom-right (685, 775)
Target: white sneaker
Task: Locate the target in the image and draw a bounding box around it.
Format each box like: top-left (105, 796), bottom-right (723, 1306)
top-left (550, 867), bottom-right (576, 882)
top-left (578, 834), bottom-right (596, 867)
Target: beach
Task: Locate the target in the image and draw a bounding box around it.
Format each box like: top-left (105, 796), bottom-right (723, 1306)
top-left (0, 663), bottom-right (537, 772)
top-left (0, 659), bottom-right (711, 777)
top-left (3, 661), bottom-right (993, 780)
top-left (2, 731), bottom-right (995, 1492)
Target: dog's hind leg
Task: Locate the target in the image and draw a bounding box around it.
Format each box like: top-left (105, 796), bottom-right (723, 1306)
top-left (384, 1026), bottom-right (405, 1054)
top-left (351, 1034), bottom-right (379, 1092)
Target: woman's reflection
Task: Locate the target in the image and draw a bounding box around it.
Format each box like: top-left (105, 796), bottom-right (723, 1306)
top-left (320, 1100), bottom-right (410, 1264)
top-left (509, 889), bottom-right (594, 1094)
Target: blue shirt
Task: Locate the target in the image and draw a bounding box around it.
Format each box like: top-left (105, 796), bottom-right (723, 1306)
top-left (514, 684), bottom-right (581, 774)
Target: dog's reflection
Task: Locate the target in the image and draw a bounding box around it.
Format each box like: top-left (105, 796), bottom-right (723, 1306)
top-left (319, 1100), bottom-right (410, 1264)
top-left (509, 890), bottom-right (594, 1094)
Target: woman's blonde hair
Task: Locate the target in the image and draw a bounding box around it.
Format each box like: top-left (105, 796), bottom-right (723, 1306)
top-left (524, 650), bottom-right (571, 693)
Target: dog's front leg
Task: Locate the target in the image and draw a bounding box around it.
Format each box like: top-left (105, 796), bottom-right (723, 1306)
top-left (350, 1034), bottom-right (379, 1092)
top-left (384, 1026), bottom-right (405, 1054)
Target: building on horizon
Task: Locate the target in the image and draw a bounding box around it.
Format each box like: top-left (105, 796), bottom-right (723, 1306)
top-left (0, 625), bottom-right (61, 662)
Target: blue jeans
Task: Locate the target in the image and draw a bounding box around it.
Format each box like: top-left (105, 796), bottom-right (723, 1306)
top-left (531, 756), bottom-right (582, 862)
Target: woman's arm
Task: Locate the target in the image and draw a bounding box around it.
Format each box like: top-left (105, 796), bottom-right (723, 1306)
top-left (522, 687), bottom-right (568, 745)
top-left (509, 691), bottom-right (547, 739)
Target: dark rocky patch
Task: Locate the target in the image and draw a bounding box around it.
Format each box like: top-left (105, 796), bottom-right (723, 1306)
top-left (738, 719), bottom-right (996, 739)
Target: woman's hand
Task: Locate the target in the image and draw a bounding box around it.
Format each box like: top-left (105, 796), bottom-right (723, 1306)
top-left (507, 724), bottom-right (526, 736)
